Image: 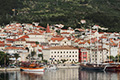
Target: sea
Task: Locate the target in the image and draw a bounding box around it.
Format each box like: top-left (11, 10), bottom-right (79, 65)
top-left (0, 68), bottom-right (119, 80)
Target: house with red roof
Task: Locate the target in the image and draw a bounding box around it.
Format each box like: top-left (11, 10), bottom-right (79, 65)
top-left (5, 47), bottom-right (29, 61)
top-left (0, 41), bottom-right (5, 50)
top-left (49, 37), bottom-right (71, 46)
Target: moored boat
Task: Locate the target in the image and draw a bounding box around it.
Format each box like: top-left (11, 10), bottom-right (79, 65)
top-left (20, 63), bottom-right (45, 72)
top-left (105, 64), bottom-right (120, 72)
top-left (20, 67), bottom-right (44, 72)
top-left (45, 64), bottom-right (57, 70)
top-left (80, 63), bottom-right (105, 71)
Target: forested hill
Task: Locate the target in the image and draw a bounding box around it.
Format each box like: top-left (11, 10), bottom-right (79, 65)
top-left (0, 0), bottom-right (120, 32)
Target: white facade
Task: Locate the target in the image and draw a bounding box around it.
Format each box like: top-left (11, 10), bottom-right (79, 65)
top-left (49, 37), bottom-right (71, 46)
top-left (90, 49), bottom-right (108, 63)
top-left (43, 46), bottom-right (79, 63)
top-left (26, 34), bottom-right (47, 43)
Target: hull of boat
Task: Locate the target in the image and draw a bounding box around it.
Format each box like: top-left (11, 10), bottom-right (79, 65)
top-left (81, 66), bottom-right (104, 71)
top-left (80, 64), bottom-right (104, 71)
top-left (105, 66), bottom-right (120, 71)
top-left (20, 67), bottom-right (44, 72)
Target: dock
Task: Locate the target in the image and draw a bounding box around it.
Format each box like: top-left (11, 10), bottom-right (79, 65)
top-left (0, 68), bottom-right (20, 71)
top-left (57, 66), bottom-right (80, 69)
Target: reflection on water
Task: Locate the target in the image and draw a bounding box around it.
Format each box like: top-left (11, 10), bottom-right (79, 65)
top-left (0, 68), bottom-right (120, 80)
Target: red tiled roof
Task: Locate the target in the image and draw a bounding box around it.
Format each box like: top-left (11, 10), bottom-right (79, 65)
top-left (15, 35), bottom-right (29, 41)
top-left (79, 42), bottom-right (85, 44)
top-left (51, 37), bottom-right (64, 42)
top-left (36, 26), bottom-right (45, 29)
top-left (0, 41), bottom-right (4, 44)
top-left (38, 49), bottom-right (42, 52)
top-left (6, 39), bottom-right (15, 41)
top-left (5, 47), bottom-right (24, 50)
top-left (44, 46), bottom-right (78, 50)
top-left (61, 32), bottom-right (70, 34)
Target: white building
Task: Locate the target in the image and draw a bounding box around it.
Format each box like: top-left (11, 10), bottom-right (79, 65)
top-left (42, 46), bottom-right (79, 63)
top-left (90, 48), bottom-right (108, 63)
top-left (26, 34), bottom-right (47, 43)
top-left (49, 37), bottom-right (71, 46)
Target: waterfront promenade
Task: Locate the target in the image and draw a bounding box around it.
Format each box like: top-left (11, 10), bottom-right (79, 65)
top-left (0, 68), bottom-right (20, 71)
top-left (0, 65), bottom-right (79, 71)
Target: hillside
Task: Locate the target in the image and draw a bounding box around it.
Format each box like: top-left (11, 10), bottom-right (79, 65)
top-left (0, 0), bottom-right (120, 32)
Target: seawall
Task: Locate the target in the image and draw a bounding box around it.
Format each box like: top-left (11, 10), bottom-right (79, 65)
top-left (0, 68), bottom-right (20, 71)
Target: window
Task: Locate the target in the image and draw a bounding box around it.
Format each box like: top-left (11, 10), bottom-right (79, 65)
top-left (60, 55), bottom-right (62, 57)
top-left (51, 55), bottom-right (53, 57)
top-left (69, 55), bottom-right (71, 57)
top-left (57, 55), bottom-right (59, 57)
top-left (83, 52), bottom-right (86, 54)
top-left (83, 57), bottom-right (86, 58)
top-left (54, 51), bottom-right (56, 53)
top-left (73, 55), bottom-right (74, 57)
top-left (84, 60), bottom-right (86, 62)
top-left (61, 51), bottom-right (62, 53)
top-left (58, 51), bottom-right (59, 53)
top-left (54, 55), bottom-right (56, 57)
top-left (64, 51), bottom-right (65, 53)
top-left (76, 55), bottom-right (77, 57)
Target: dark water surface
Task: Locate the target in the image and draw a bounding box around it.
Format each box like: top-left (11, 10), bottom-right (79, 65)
top-left (0, 68), bottom-right (119, 80)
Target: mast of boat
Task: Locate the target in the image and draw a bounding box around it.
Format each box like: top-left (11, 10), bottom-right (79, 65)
top-left (97, 27), bottom-right (99, 64)
top-left (29, 48), bottom-right (31, 63)
top-left (108, 38), bottom-right (111, 62)
top-left (89, 26), bottom-right (92, 63)
top-left (101, 38), bottom-right (104, 63)
top-left (117, 40), bottom-right (119, 63)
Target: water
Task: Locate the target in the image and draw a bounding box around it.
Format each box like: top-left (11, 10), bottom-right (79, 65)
top-left (0, 68), bottom-right (119, 80)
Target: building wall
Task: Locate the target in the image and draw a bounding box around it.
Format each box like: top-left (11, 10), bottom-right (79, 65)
top-left (26, 35), bottom-right (46, 42)
top-left (43, 49), bottom-right (79, 63)
top-left (42, 50), bottom-right (50, 61)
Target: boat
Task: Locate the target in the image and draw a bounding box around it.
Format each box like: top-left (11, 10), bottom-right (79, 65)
top-left (104, 41), bottom-right (120, 72)
top-left (104, 63), bottom-right (120, 72)
top-left (45, 64), bottom-right (57, 70)
top-left (80, 26), bottom-right (105, 71)
top-left (20, 67), bottom-right (44, 72)
top-left (80, 63), bottom-right (105, 71)
top-left (20, 63), bottom-right (45, 72)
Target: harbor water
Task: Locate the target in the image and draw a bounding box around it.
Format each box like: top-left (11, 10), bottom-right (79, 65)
top-left (0, 68), bottom-right (119, 80)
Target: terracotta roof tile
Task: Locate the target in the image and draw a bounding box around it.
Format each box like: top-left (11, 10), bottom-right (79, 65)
top-left (51, 37), bottom-right (64, 42)
top-left (44, 46), bottom-right (78, 50)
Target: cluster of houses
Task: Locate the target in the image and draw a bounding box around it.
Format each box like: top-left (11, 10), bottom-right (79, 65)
top-left (0, 22), bottom-right (120, 64)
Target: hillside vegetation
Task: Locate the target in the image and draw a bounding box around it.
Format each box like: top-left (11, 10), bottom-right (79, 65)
top-left (0, 0), bottom-right (120, 32)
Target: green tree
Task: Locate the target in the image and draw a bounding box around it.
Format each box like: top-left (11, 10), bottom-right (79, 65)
top-left (107, 56), bottom-right (115, 61)
top-left (13, 53), bottom-right (20, 67)
top-left (31, 51), bottom-right (36, 58)
top-left (36, 41), bottom-right (39, 45)
top-left (61, 59), bottom-right (67, 63)
top-left (38, 54), bottom-right (43, 60)
top-left (0, 51), bottom-right (9, 67)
